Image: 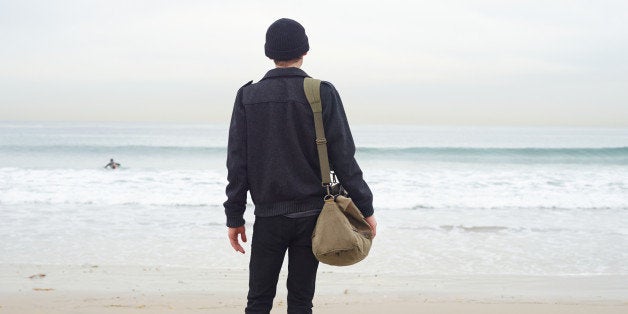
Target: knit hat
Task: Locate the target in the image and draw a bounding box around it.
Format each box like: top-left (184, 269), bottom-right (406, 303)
top-left (264, 18), bottom-right (309, 61)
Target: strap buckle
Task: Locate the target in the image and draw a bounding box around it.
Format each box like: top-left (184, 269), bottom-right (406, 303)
top-left (315, 138), bottom-right (327, 144)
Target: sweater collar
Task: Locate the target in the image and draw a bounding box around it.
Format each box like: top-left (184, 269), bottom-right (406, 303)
top-left (261, 67), bottom-right (309, 80)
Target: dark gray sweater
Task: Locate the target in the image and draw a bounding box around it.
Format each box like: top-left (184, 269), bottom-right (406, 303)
top-left (224, 67), bottom-right (374, 227)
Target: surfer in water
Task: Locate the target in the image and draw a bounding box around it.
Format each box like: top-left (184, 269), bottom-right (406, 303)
top-left (104, 158), bottom-right (121, 169)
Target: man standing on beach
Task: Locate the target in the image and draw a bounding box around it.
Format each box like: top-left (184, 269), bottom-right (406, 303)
top-left (224, 18), bottom-right (376, 313)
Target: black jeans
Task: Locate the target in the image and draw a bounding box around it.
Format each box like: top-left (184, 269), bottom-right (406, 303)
top-left (246, 214), bottom-right (319, 314)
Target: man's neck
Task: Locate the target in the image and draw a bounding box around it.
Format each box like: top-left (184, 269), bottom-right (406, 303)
top-left (275, 59), bottom-right (303, 69)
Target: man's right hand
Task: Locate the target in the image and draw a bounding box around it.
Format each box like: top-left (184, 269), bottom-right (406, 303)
top-left (365, 215), bottom-right (377, 239)
top-left (228, 226), bottom-right (247, 254)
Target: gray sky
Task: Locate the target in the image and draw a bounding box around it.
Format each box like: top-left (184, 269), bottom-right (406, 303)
top-left (1, 0), bottom-right (627, 126)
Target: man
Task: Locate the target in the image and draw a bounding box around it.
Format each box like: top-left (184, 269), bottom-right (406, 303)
top-left (224, 18), bottom-right (376, 314)
top-left (104, 158), bottom-right (120, 169)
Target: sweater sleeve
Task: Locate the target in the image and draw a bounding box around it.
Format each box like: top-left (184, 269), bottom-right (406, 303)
top-left (321, 82), bottom-right (374, 217)
top-left (223, 85), bottom-right (249, 227)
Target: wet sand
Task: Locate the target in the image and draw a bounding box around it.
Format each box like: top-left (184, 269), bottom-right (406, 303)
top-left (1, 264), bottom-right (626, 313)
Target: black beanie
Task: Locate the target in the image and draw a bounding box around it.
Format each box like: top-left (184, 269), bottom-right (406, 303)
top-left (264, 18), bottom-right (309, 61)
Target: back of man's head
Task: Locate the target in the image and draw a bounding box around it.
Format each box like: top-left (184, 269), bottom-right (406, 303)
top-left (264, 18), bottom-right (309, 63)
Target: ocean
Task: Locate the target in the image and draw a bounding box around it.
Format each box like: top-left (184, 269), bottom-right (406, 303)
top-left (1, 122), bottom-right (627, 276)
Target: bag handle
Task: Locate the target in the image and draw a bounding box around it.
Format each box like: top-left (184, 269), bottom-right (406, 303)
top-left (303, 77), bottom-right (332, 188)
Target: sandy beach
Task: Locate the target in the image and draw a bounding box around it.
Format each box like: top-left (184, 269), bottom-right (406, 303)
top-left (1, 264), bottom-right (626, 313)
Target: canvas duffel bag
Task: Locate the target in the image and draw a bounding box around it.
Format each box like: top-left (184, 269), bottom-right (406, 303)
top-left (304, 77), bottom-right (374, 266)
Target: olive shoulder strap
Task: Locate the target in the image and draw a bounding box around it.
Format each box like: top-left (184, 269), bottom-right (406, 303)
top-left (303, 77), bottom-right (332, 186)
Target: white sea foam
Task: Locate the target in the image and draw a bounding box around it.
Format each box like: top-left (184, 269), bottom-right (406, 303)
top-left (1, 163), bottom-right (626, 210)
top-left (0, 168), bottom-right (226, 207)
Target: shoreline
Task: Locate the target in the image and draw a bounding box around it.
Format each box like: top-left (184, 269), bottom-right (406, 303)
top-left (1, 264), bottom-right (626, 313)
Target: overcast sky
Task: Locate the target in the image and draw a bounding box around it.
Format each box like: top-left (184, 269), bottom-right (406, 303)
top-left (1, 0), bottom-right (627, 126)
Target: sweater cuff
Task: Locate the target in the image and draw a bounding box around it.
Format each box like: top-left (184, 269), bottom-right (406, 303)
top-left (359, 204), bottom-right (374, 218)
top-left (226, 216), bottom-right (245, 228)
